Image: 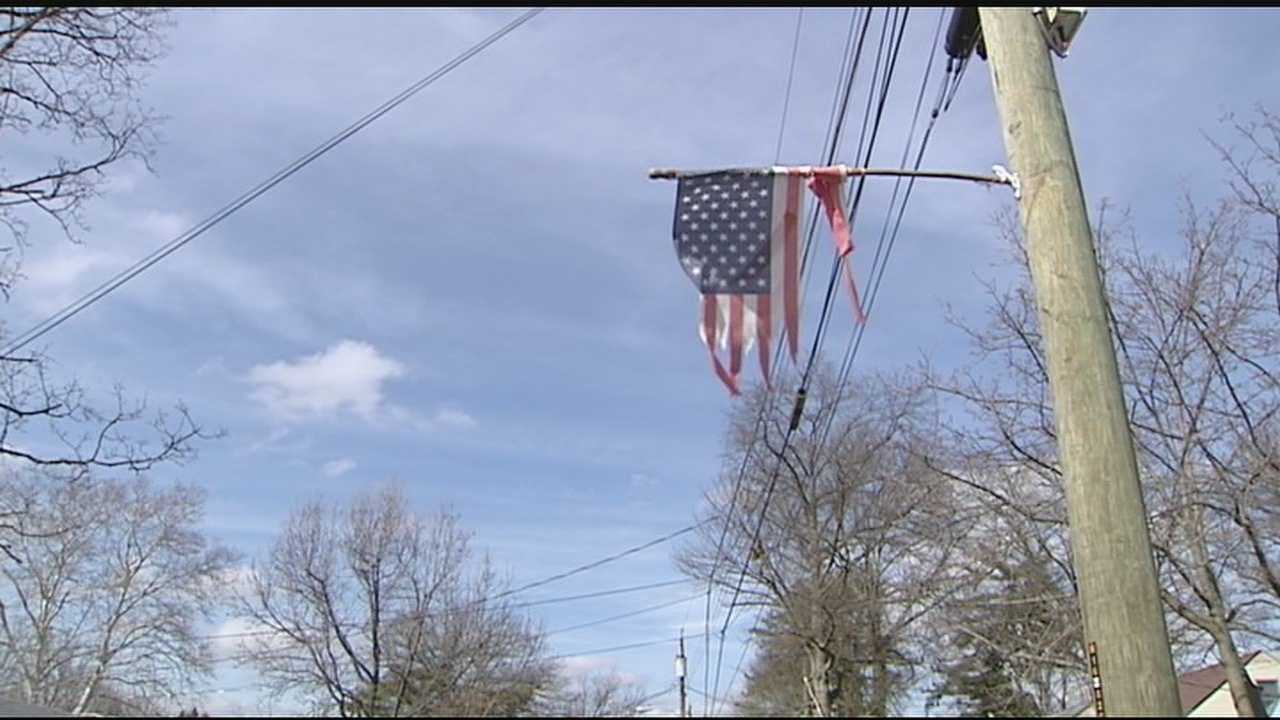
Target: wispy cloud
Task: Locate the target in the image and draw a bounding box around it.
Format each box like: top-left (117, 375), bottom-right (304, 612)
top-left (431, 407), bottom-right (476, 430)
top-left (321, 457), bottom-right (357, 477)
top-left (557, 656), bottom-right (640, 686)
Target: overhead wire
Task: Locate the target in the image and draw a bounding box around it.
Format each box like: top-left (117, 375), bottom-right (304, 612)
top-left (495, 522), bottom-right (701, 604)
top-left (548, 632), bottom-right (710, 661)
top-left (708, 11), bottom-right (956, 712)
top-left (0, 7), bottom-right (546, 357)
top-left (716, 612), bottom-right (764, 714)
top-left (693, 7), bottom-right (854, 715)
top-left (816, 7), bottom-right (952, 454)
top-left (546, 593), bottom-right (703, 636)
top-left (706, 8), bottom-right (912, 713)
top-left (805, 7), bottom-right (909, 380)
top-left (199, 525), bottom-right (701, 643)
top-left (689, 0), bottom-right (809, 652)
top-left (697, 8), bottom-right (876, 716)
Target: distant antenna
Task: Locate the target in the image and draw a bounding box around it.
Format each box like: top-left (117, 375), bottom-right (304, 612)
top-left (676, 632), bottom-right (688, 718)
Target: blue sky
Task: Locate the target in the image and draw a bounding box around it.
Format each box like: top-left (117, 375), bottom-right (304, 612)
top-left (7, 7), bottom-right (1280, 716)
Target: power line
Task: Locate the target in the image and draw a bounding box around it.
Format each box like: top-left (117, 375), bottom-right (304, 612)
top-left (715, 612), bottom-right (764, 715)
top-left (200, 524), bottom-right (701, 643)
top-left (706, 8), bottom-right (911, 712)
top-left (546, 593), bottom-right (702, 636)
top-left (689, 685), bottom-right (746, 711)
top-left (635, 682), bottom-right (679, 708)
top-left (771, 8), bottom-right (805, 163)
top-left (805, 6), bottom-right (909, 380)
top-left (518, 578), bottom-right (690, 609)
top-left (698, 10), bottom-right (874, 716)
top-left (204, 576), bottom-right (696, 638)
top-left (212, 586), bottom-right (700, 643)
top-left (703, 13), bottom-right (954, 715)
top-left (0, 7), bottom-right (546, 357)
top-left (816, 7), bottom-right (952, 454)
top-left (495, 522), bottom-right (702, 604)
top-left (548, 632), bottom-right (709, 661)
top-left (695, 8), bottom-right (845, 715)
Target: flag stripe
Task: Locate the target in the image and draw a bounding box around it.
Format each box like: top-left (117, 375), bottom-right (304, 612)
top-left (784, 174), bottom-right (801, 361)
top-left (703, 294), bottom-right (738, 395)
top-left (729, 295), bottom-right (744, 375)
top-left (756, 294), bottom-right (772, 388)
top-left (842, 257), bottom-right (867, 324)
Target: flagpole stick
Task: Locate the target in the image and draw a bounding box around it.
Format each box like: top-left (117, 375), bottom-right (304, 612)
top-left (647, 166), bottom-right (1018, 193)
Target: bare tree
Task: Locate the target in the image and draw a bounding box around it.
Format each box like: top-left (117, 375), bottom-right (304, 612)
top-left (677, 372), bottom-right (966, 717)
top-left (0, 7), bottom-right (169, 294)
top-left (0, 6), bottom-right (209, 567)
top-left (734, 609), bottom-right (823, 717)
top-left (1209, 106), bottom-right (1280, 609)
top-left (0, 471), bottom-right (238, 714)
top-left (0, 356), bottom-right (214, 565)
top-left (924, 493), bottom-right (1086, 716)
top-left (238, 486), bottom-right (557, 717)
top-left (536, 670), bottom-right (651, 718)
top-left (929, 185), bottom-right (1279, 715)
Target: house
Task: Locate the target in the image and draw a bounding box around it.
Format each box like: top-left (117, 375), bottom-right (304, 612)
top-left (1074, 650), bottom-right (1280, 717)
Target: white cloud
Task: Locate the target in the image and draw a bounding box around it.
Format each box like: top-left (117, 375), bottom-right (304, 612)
top-left (322, 457), bottom-right (357, 477)
top-left (247, 340), bottom-right (405, 422)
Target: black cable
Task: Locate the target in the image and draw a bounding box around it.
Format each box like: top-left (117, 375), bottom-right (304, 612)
top-left (546, 593), bottom-right (702, 636)
top-left (548, 632), bottom-right (709, 661)
top-left (515, 578), bottom-right (690, 609)
top-left (634, 682), bottom-right (678, 708)
top-left (817, 8), bottom-right (950, 455)
top-left (700, 11), bottom-right (876, 716)
top-left (799, 9), bottom-right (876, 303)
top-left (202, 525), bottom-right (701, 643)
top-left (944, 52), bottom-right (971, 111)
top-left (689, 685), bottom-right (746, 711)
top-left (493, 522), bottom-right (702, 604)
top-left (697, 10), bottom-right (858, 715)
top-left (804, 7), bottom-right (909, 384)
top-left (711, 610), bottom-right (764, 715)
top-left (203, 578), bottom-right (693, 641)
top-left (707, 8), bottom-right (911, 710)
top-left (0, 8), bottom-right (546, 357)
top-left (772, 8), bottom-right (805, 163)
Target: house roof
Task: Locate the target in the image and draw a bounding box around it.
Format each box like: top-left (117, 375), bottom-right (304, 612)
top-left (1063, 650), bottom-right (1274, 717)
top-left (1178, 650), bottom-right (1263, 714)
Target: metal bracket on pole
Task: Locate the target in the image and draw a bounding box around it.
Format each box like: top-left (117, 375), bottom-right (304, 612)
top-left (991, 164), bottom-right (1021, 200)
top-left (1032, 7), bottom-right (1088, 58)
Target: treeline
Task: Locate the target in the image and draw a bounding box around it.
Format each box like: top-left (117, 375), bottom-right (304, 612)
top-left (677, 112), bottom-right (1280, 717)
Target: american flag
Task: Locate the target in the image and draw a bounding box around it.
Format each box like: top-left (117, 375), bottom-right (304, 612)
top-left (671, 166), bottom-right (861, 395)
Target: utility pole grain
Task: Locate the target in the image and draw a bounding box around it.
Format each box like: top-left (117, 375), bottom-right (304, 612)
top-left (978, 7), bottom-right (1182, 716)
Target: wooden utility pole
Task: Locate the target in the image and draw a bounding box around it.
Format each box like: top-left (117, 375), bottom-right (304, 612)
top-left (978, 7), bottom-right (1182, 716)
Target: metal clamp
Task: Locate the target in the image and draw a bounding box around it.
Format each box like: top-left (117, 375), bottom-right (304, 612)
top-left (991, 164), bottom-right (1022, 200)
